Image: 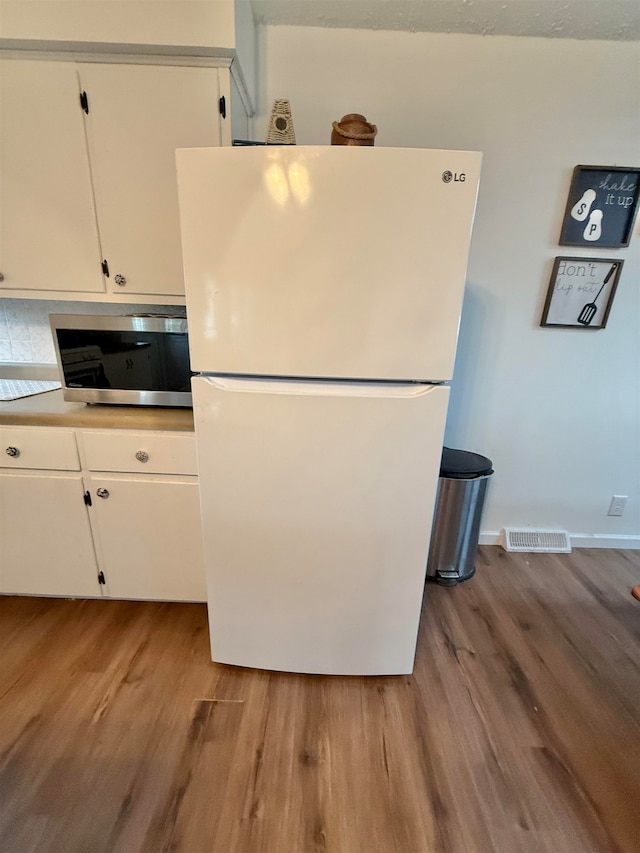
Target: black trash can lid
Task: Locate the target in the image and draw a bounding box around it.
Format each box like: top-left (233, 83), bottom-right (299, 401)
top-left (440, 447), bottom-right (493, 479)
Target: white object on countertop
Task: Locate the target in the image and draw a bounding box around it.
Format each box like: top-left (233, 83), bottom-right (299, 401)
top-left (0, 379), bottom-right (61, 402)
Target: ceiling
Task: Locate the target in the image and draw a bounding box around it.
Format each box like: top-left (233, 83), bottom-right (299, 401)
top-left (251, 0), bottom-right (640, 41)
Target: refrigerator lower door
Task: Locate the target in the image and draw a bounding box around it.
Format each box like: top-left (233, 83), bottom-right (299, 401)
top-left (193, 375), bottom-right (450, 675)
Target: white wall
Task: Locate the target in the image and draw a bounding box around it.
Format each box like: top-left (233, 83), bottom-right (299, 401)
top-left (254, 25), bottom-right (640, 545)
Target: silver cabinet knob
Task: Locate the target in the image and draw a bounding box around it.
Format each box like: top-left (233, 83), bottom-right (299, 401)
top-left (5, 446), bottom-right (20, 458)
top-left (135, 450), bottom-right (149, 463)
top-left (96, 488), bottom-right (110, 499)
top-left (114, 274), bottom-right (127, 287)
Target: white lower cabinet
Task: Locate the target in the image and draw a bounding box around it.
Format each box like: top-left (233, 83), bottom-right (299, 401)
top-left (0, 471), bottom-right (101, 597)
top-left (0, 424), bottom-right (205, 602)
top-left (87, 474), bottom-right (206, 602)
top-left (0, 425), bottom-right (101, 596)
top-left (80, 429), bottom-right (206, 602)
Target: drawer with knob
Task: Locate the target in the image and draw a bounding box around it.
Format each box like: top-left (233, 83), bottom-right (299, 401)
top-left (0, 426), bottom-right (80, 471)
top-left (80, 430), bottom-right (197, 475)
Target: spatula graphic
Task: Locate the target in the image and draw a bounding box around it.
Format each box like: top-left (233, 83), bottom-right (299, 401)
top-left (577, 264), bottom-right (616, 326)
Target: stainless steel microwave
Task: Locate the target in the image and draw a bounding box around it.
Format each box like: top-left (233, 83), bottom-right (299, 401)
top-left (49, 314), bottom-right (192, 407)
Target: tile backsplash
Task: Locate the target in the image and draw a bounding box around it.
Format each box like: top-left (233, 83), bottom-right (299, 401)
top-left (0, 299), bottom-right (178, 364)
top-left (1, 299), bottom-right (54, 363)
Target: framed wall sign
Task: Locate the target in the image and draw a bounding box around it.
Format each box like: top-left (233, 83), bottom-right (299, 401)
top-left (559, 165), bottom-right (640, 248)
top-left (541, 257), bottom-right (624, 329)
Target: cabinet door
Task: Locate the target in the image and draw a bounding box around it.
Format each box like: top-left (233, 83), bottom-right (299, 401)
top-left (79, 64), bottom-right (222, 297)
top-left (0, 471), bottom-right (101, 597)
top-left (89, 474), bottom-right (206, 601)
top-left (0, 60), bottom-right (105, 293)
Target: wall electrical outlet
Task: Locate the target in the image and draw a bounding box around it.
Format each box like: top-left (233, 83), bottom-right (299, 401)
top-left (608, 495), bottom-right (628, 517)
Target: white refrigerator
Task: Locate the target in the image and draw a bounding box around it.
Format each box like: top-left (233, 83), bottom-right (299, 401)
top-left (176, 146), bottom-right (481, 675)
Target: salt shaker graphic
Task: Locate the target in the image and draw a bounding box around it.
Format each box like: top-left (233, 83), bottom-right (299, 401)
top-left (571, 188), bottom-right (596, 222)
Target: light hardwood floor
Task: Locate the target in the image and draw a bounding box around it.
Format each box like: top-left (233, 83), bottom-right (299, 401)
top-left (1, 547), bottom-right (639, 853)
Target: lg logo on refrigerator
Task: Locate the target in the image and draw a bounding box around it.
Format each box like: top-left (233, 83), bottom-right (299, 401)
top-left (442, 171), bottom-right (466, 183)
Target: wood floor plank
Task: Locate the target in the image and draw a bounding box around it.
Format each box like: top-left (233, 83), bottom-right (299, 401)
top-left (141, 699), bottom-right (246, 853)
top-left (465, 548), bottom-right (640, 851)
top-left (414, 589), bottom-right (549, 853)
top-left (0, 595), bottom-right (52, 655)
top-left (0, 599), bottom-right (221, 853)
top-left (1, 546), bottom-right (639, 853)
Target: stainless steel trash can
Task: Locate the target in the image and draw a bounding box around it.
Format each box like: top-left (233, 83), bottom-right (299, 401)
top-left (426, 447), bottom-right (493, 586)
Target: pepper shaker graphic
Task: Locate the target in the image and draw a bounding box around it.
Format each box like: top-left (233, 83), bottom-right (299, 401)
top-left (583, 209), bottom-right (603, 242)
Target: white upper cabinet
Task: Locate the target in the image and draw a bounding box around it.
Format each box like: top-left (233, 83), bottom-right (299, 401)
top-left (80, 63), bottom-right (222, 297)
top-left (0, 59), bottom-right (105, 293)
top-left (0, 61), bottom-right (242, 301)
top-left (1, 0), bottom-right (256, 114)
top-left (0, 0), bottom-right (255, 302)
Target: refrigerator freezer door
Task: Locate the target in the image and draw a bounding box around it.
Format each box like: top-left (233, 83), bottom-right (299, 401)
top-left (177, 146), bottom-right (481, 381)
top-left (192, 375), bottom-right (450, 675)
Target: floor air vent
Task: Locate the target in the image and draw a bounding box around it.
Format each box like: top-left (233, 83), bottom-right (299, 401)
top-left (502, 528), bottom-right (571, 553)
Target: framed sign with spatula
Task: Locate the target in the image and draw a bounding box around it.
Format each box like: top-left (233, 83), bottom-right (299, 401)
top-left (541, 257), bottom-right (624, 329)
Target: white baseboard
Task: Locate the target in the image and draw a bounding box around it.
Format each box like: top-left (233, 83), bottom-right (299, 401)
top-left (568, 533), bottom-right (640, 550)
top-left (480, 531), bottom-right (640, 550)
top-left (479, 531), bottom-right (503, 546)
